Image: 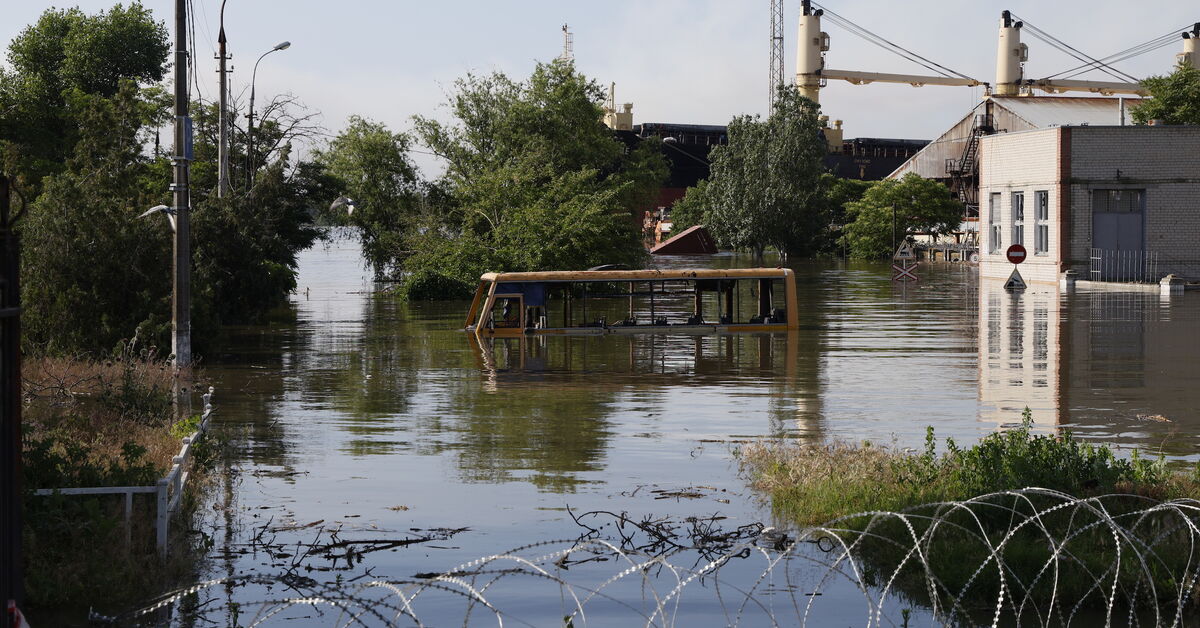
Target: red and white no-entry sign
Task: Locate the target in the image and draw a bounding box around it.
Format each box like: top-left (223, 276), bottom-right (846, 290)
top-left (1006, 244), bottom-right (1027, 265)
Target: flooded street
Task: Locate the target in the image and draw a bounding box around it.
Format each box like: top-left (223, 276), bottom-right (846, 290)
top-left (194, 233), bottom-right (1200, 624)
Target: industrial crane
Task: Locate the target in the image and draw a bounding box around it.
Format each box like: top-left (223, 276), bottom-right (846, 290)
top-left (795, 0), bottom-right (1199, 103)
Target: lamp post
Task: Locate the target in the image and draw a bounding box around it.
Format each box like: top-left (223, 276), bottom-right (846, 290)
top-left (216, 0), bottom-right (231, 197)
top-left (246, 41), bottom-right (290, 189)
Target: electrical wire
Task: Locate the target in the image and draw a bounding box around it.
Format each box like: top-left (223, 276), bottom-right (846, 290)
top-left (1049, 28), bottom-right (1187, 80)
top-left (811, 1), bottom-right (977, 81)
top-left (1012, 14), bottom-right (1140, 83)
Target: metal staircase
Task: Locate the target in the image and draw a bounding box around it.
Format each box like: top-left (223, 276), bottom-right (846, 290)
top-left (945, 113), bottom-right (996, 218)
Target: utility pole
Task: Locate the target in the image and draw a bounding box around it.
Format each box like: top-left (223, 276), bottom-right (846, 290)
top-left (1, 174), bottom-right (24, 611)
top-left (172, 0), bottom-right (192, 371)
top-left (217, 0), bottom-right (231, 197)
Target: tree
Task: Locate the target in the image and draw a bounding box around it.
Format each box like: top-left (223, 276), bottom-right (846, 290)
top-left (668, 180), bottom-right (709, 233)
top-left (402, 60), bottom-right (667, 298)
top-left (19, 83), bottom-right (322, 355)
top-left (841, 173), bottom-right (964, 259)
top-left (315, 116), bottom-right (422, 276)
top-left (704, 86), bottom-right (828, 260)
top-left (0, 4), bottom-right (169, 190)
top-left (822, 173), bottom-right (873, 254)
top-left (20, 84), bottom-right (171, 353)
top-left (1132, 61), bottom-right (1200, 126)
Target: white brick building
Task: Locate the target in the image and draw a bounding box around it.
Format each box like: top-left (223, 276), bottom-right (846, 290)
top-left (979, 125), bottom-right (1200, 283)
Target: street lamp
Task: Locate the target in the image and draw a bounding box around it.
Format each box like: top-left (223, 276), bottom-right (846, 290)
top-left (246, 40), bottom-right (291, 189)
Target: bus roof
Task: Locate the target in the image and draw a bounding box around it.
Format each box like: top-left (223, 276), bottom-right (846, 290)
top-left (478, 268), bottom-right (793, 283)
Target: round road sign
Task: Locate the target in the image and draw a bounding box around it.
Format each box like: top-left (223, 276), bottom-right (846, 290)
top-left (1006, 244), bottom-right (1027, 265)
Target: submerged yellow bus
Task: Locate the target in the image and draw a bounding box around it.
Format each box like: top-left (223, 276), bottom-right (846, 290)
top-left (465, 268), bottom-right (798, 338)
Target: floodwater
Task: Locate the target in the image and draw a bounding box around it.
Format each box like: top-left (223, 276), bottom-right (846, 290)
top-left (188, 232), bottom-right (1200, 625)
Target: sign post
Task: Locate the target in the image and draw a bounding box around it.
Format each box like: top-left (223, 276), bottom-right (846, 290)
top-left (891, 242), bottom-right (918, 282)
top-left (1004, 244), bottom-right (1027, 290)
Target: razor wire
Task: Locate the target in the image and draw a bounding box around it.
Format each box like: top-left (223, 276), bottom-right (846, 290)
top-left (109, 488), bottom-right (1200, 627)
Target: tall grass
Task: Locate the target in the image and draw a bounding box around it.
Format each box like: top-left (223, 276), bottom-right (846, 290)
top-left (740, 409), bottom-right (1197, 526)
top-left (740, 410), bottom-right (1200, 619)
top-left (21, 338), bottom-right (214, 613)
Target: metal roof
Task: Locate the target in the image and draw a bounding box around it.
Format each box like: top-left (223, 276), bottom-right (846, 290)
top-left (991, 96), bottom-right (1140, 128)
top-left (888, 95), bottom-right (1143, 179)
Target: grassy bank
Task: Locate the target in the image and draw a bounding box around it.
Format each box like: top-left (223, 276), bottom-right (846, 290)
top-left (739, 411), bottom-right (1200, 620)
top-left (21, 341), bottom-right (214, 613)
top-left (740, 410), bottom-right (1198, 526)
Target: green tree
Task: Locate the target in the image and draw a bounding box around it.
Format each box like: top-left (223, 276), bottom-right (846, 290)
top-left (668, 179), bottom-right (709, 233)
top-left (20, 80), bottom-right (322, 355)
top-left (402, 60), bottom-right (666, 298)
top-left (20, 84), bottom-right (170, 353)
top-left (841, 173), bottom-right (963, 259)
top-left (315, 116), bottom-right (422, 276)
top-left (0, 3), bottom-right (169, 190)
top-left (704, 86), bottom-right (828, 260)
top-left (1132, 60), bottom-right (1200, 125)
top-left (822, 173), bottom-right (873, 254)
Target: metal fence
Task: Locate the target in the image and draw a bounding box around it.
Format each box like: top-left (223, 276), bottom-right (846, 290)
top-left (1089, 248), bottom-right (1160, 283)
top-left (33, 387), bottom-right (215, 556)
top-left (114, 488), bottom-right (1200, 627)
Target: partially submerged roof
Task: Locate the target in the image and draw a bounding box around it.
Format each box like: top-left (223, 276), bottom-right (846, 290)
top-left (650, 225), bottom-right (719, 255)
top-left (479, 268), bottom-right (792, 283)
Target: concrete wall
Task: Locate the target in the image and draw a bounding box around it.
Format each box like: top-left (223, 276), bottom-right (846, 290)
top-left (979, 125), bottom-right (1200, 282)
top-left (1067, 126), bottom-right (1200, 279)
top-left (979, 127), bottom-right (1063, 284)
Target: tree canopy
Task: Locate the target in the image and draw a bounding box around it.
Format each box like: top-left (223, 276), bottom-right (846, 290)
top-left (1132, 60), bottom-right (1200, 126)
top-left (399, 60), bottom-right (666, 298)
top-left (703, 86), bottom-right (829, 260)
top-left (315, 116), bottom-right (422, 276)
top-left (0, 3), bottom-right (169, 190)
top-left (7, 4), bottom-right (322, 355)
top-left (841, 173), bottom-right (964, 259)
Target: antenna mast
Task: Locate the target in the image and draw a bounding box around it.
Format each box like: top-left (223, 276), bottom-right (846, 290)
top-left (769, 0), bottom-right (785, 108)
top-left (559, 24), bottom-right (574, 62)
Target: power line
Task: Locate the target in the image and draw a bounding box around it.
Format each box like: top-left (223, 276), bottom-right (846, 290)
top-left (1012, 14), bottom-right (1140, 84)
top-left (811, 1), bottom-right (976, 81)
top-left (1044, 26), bottom-right (1187, 80)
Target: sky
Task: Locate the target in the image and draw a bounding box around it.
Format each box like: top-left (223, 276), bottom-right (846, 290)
top-left (2, 1), bottom-right (1196, 176)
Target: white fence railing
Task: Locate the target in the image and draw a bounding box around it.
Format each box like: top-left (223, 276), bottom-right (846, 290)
top-left (33, 387), bottom-right (214, 556)
top-left (1089, 248), bottom-right (1160, 283)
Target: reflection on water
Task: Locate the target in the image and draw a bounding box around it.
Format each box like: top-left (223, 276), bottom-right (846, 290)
top-left (195, 234), bottom-right (1200, 624)
top-left (978, 279), bottom-right (1200, 458)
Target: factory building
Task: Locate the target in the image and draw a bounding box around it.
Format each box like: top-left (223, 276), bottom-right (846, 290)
top-left (616, 117), bottom-right (927, 211)
top-left (888, 95), bottom-right (1137, 218)
top-left (978, 124), bottom-right (1200, 283)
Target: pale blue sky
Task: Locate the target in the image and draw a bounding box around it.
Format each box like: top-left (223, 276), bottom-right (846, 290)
top-left (3, 1), bottom-right (1195, 175)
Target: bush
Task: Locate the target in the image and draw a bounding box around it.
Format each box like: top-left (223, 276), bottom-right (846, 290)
top-left (399, 268), bottom-right (474, 301)
top-left (741, 409), bottom-right (1191, 526)
top-left (740, 410), bottom-right (1200, 618)
top-left (21, 346), bottom-right (213, 611)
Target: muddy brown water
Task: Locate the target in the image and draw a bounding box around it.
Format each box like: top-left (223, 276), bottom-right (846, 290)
top-left (181, 232), bottom-right (1200, 625)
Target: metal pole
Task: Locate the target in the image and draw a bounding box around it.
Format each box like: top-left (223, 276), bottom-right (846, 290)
top-left (217, 0), bottom-right (230, 197)
top-left (0, 175), bottom-right (24, 607)
top-left (892, 203), bottom-right (897, 254)
top-left (246, 76), bottom-right (255, 190)
top-left (172, 0), bottom-right (192, 370)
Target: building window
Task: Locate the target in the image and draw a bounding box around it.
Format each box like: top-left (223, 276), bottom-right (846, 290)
top-left (1034, 190), bottom-right (1049, 255)
top-left (1092, 189), bottom-right (1144, 213)
top-left (1011, 192), bottom-right (1025, 247)
top-left (989, 193), bottom-right (1001, 254)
